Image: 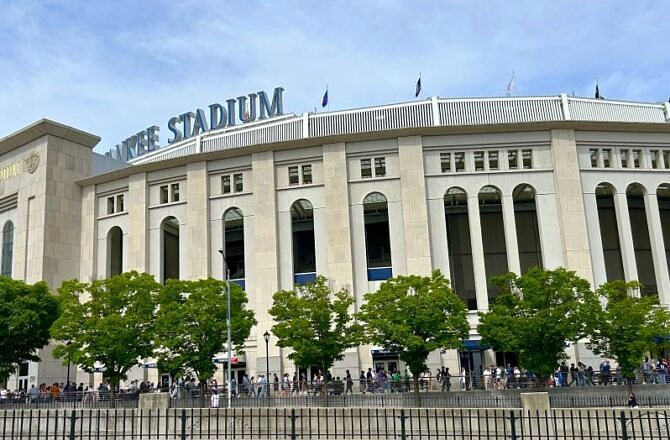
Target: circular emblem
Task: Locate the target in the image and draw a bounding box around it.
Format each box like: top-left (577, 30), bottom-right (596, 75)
top-left (25, 152), bottom-right (40, 174)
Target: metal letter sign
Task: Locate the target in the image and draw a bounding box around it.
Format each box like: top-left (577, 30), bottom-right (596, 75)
top-left (105, 87), bottom-right (285, 161)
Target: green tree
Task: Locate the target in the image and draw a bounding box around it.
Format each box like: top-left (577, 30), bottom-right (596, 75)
top-left (50, 271), bottom-right (160, 407)
top-left (357, 271), bottom-right (469, 405)
top-left (478, 267), bottom-right (596, 385)
top-left (0, 277), bottom-right (59, 382)
top-left (269, 276), bottom-right (363, 381)
top-left (154, 278), bottom-right (256, 406)
top-left (585, 280), bottom-right (670, 390)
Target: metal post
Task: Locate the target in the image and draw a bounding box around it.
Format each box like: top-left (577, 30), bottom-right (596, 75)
top-left (69, 410), bottom-right (76, 440)
top-left (290, 408), bottom-right (297, 440)
top-left (219, 249), bottom-right (232, 409)
top-left (620, 410), bottom-right (628, 440)
top-left (264, 331), bottom-right (270, 398)
top-left (226, 267), bottom-right (231, 409)
top-left (65, 341), bottom-right (71, 402)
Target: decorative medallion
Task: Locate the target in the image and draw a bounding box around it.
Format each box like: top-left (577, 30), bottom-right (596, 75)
top-left (25, 152), bottom-right (40, 174)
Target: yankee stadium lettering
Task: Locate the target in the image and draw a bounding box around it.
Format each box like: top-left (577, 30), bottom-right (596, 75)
top-left (105, 87), bottom-right (285, 162)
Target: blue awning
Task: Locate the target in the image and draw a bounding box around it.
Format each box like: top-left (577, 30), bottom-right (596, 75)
top-left (461, 340), bottom-right (491, 351)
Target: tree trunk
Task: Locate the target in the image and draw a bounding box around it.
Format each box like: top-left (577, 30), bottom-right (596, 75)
top-left (109, 381), bottom-right (116, 409)
top-left (322, 364), bottom-right (329, 407)
top-left (200, 381), bottom-right (207, 408)
top-left (412, 373), bottom-right (422, 408)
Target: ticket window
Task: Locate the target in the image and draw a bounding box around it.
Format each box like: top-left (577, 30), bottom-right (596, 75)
top-left (373, 358), bottom-right (404, 375)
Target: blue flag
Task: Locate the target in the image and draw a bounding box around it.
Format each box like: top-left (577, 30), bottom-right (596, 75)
top-left (322, 89), bottom-right (328, 108)
top-left (415, 77), bottom-right (422, 97)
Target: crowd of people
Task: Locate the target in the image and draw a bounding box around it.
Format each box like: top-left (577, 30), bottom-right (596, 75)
top-left (3, 356), bottom-right (669, 406)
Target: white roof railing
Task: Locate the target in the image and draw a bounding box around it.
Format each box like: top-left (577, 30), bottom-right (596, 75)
top-left (129, 95), bottom-right (669, 165)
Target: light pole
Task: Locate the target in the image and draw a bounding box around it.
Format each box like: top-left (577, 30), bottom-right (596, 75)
top-left (65, 341), bottom-right (71, 401)
top-left (263, 331), bottom-right (270, 397)
top-left (218, 249), bottom-right (232, 409)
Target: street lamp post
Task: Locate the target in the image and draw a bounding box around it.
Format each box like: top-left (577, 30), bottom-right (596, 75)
top-left (218, 249), bottom-right (232, 409)
top-left (263, 331), bottom-right (270, 397)
top-left (65, 341), bottom-right (71, 401)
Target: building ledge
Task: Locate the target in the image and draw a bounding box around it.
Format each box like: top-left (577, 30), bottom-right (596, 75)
top-left (0, 118), bottom-right (100, 155)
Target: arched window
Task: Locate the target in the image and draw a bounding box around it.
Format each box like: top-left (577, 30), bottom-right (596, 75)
top-left (107, 226), bottom-right (123, 277)
top-left (657, 184), bottom-right (670, 278)
top-left (363, 192), bottom-right (392, 280)
top-left (513, 184), bottom-right (543, 272)
top-left (479, 186), bottom-right (507, 303)
top-left (161, 216), bottom-right (180, 282)
top-left (223, 208), bottom-right (245, 281)
top-left (1, 221), bottom-right (13, 277)
top-left (627, 183), bottom-right (656, 296)
top-left (596, 183), bottom-right (624, 282)
top-left (444, 187), bottom-right (476, 310)
top-left (291, 200), bottom-right (316, 284)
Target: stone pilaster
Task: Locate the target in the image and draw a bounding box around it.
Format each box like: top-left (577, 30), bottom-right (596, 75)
top-left (126, 172), bottom-right (149, 272)
top-left (185, 161), bottom-right (210, 279)
top-left (549, 129), bottom-right (594, 284)
top-left (322, 143), bottom-right (354, 288)
top-left (398, 136), bottom-right (432, 276)
top-left (251, 151), bottom-right (280, 357)
top-left (79, 185), bottom-right (97, 281)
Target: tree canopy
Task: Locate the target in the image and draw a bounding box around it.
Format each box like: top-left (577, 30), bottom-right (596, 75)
top-left (154, 278), bottom-right (256, 404)
top-left (50, 271), bottom-right (161, 406)
top-left (584, 280), bottom-right (670, 384)
top-left (478, 267), bottom-right (595, 382)
top-left (0, 277), bottom-right (59, 382)
top-left (357, 270), bottom-right (469, 401)
top-left (269, 275), bottom-right (363, 374)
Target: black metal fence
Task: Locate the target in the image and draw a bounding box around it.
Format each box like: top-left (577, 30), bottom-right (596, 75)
top-left (5, 389), bottom-right (670, 410)
top-left (1, 407), bottom-right (669, 439)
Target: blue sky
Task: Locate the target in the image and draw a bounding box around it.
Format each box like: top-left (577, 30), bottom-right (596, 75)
top-left (1, 0), bottom-right (669, 152)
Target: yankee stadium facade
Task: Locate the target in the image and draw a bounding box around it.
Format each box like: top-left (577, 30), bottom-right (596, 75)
top-left (3, 89), bottom-right (670, 388)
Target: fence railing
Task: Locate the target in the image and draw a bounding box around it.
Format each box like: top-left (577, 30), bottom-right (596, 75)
top-left (1, 407), bottom-right (669, 439)
top-left (5, 387), bottom-right (670, 410)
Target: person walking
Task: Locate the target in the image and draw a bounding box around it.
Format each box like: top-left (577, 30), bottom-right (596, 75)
top-left (210, 389), bottom-right (220, 408)
top-left (345, 370), bottom-right (354, 395)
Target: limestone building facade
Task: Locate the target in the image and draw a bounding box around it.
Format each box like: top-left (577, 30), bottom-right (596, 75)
top-left (3, 95), bottom-right (670, 388)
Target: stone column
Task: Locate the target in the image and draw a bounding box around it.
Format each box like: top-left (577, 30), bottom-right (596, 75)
top-left (185, 161), bottom-right (210, 279)
top-left (79, 185), bottom-right (98, 281)
top-left (535, 193), bottom-right (564, 269)
top-left (583, 192), bottom-right (608, 288)
top-left (613, 192), bottom-right (638, 285)
top-left (398, 136), bottom-right (432, 276)
top-left (427, 197), bottom-right (450, 276)
top-left (644, 193), bottom-right (670, 304)
top-left (251, 151), bottom-right (280, 363)
top-left (323, 142), bottom-right (364, 374)
top-left (501, 194), bottom-right (521, 274)
top-left (549, 129), bottom-right (593, 284)
top-left (467, 195), bottom-right (488, 310)
top-left (126, 173), bottom-right (149, 272)
top-left (322, 143), bottom-right (354, 288)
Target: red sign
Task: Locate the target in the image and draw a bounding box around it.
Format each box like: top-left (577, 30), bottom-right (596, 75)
top-left (230, 357), bottom-right (238, 365)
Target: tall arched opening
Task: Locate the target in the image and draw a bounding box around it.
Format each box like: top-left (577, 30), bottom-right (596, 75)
top-left (291, 199), bottom-right (316, 284)
top-left (444, 187), bottom-right (476, 309)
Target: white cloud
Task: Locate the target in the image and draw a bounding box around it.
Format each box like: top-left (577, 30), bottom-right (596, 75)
top-left (0, 0), bottom-right (669, 150)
